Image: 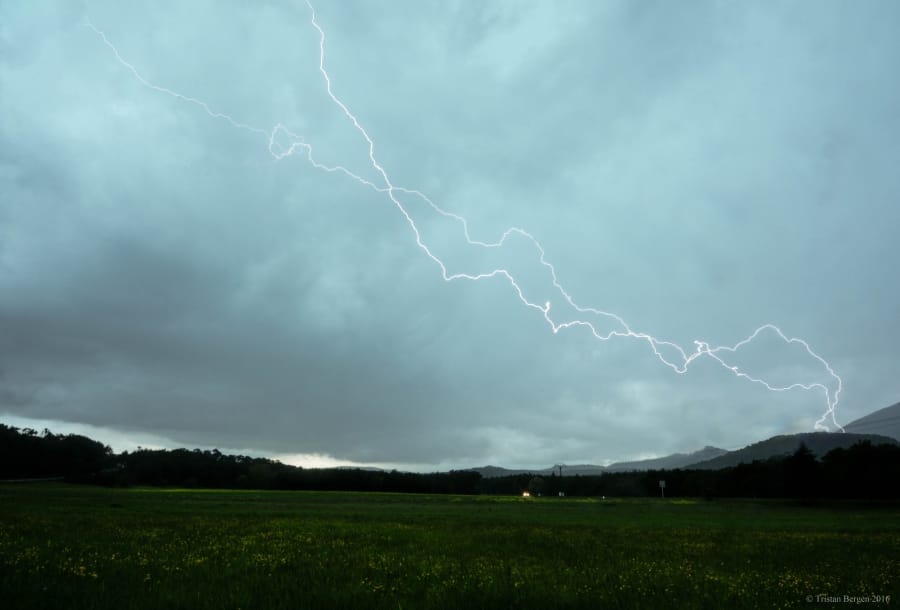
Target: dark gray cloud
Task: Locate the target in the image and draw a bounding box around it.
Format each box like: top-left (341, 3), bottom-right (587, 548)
top-left (2, 1), bottom-right (899, 468)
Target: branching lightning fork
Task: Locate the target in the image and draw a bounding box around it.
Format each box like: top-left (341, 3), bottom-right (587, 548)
top-left (85, 0), bottom-right (844, 432)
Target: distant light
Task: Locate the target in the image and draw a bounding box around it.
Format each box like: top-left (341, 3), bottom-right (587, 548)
top-left (522, 491), bottom-right (531, 497)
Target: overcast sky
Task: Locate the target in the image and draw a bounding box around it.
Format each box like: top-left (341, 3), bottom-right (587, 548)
top-left (2, 1), bottom-right (899, 470)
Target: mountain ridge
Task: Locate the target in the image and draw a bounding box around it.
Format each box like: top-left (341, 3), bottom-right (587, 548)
top-left (684, 432), bottom-right (899, 470)
top-left (843, 401), bottom-right (900, 441)
top-left (469, 399), bottom-right (900, 476)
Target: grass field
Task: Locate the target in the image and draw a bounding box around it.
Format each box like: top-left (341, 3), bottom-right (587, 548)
top-left (0, 484), bottom-right (897, 609)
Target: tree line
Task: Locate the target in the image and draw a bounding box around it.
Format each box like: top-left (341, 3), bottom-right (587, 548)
top-left (0, 424), bottom-right (112, 480)
top-left (0, 424), bottom-right (480, 494)
top-left (2, 424), bottom-right (898, 499)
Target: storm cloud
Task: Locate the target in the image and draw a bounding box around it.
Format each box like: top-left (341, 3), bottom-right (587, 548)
top-left (2, 1), bottom-right (899, 469)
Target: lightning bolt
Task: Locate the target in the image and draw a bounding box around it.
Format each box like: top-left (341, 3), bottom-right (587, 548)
top-left (85, 1), bottom-right (844, 433)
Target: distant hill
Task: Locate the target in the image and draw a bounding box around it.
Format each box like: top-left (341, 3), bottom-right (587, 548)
top-left (468, 464), bottom-right (607, 478)
top-left (471, 447), bottom-right (728, 478)
top-left (686, 432), bottom-right (900, 470)
top-left (605, 446), bottom-right (727, 472)
top-left (469, 466), bottom-right (546, 478)
top-left (844, 401), bottom-right (900, 441)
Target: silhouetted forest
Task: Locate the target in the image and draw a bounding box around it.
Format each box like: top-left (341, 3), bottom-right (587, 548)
top-left (0, 424), bottom-right (481, 494)
top-left (2, 424), bottom-right (899, 499)
top-left (0, 424), bottom-right (112, 481)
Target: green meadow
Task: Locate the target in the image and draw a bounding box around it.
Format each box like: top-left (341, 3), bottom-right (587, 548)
top-left (0, 484), bottom-right (896, 609)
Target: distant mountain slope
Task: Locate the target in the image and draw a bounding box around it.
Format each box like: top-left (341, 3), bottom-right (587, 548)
top-left (844, 401), bottom-right (900, 441)
top-left (471, 447), bottom-right (729, 478)
top-left (606, 446), bottom-right (727, 472)
top-left (470, 466), bottom-right (549, 478)
top-left (472, 424), bottom-right (900, 477)
top-left (470, 464), bottom-right (608, 478)
top-left (686, 432), bottom-right (900, 470)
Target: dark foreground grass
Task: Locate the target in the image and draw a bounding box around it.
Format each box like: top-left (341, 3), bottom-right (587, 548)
top-left (0, 485), bottom-right (897, 609)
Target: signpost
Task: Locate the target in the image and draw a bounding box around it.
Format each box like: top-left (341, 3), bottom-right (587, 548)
top-left (659, 480), bottom-right (666, 498)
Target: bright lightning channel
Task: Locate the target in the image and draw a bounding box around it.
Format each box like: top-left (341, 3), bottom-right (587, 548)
top-left (85, 1), bottom-right (844, 432)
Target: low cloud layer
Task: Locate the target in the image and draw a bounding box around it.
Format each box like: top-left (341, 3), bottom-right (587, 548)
top-left (2, 1), bottom-right (899, 468)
